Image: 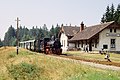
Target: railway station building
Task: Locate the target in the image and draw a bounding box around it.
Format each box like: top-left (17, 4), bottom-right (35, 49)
top-left (59, 24), bottom-right (80, 52)
top-left (59, 21), bottom-right (120, 52)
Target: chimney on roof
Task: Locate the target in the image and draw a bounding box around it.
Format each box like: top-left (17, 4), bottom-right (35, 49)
top-left (80, 21), bottom-right (84, 32)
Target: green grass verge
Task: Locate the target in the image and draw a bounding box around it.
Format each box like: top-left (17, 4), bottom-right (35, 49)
top-left (7, 62), bottom-right (44, 80)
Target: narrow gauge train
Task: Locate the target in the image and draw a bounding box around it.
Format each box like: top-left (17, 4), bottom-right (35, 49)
top-left (19, 38), bottom-right (62, 55)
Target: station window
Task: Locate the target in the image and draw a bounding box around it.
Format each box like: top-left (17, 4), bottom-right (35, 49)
top-left (110, 29), bottom-right (112, 33)
top-left (111, 39), bottom-right (115, 48)
top-left (103, 45), bottom-right (108, 49)
top-left (114, 29), bottom-right (116, 33)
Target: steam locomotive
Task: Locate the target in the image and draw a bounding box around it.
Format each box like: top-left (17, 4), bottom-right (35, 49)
top-left (19, 38), bottom-right (62, 55)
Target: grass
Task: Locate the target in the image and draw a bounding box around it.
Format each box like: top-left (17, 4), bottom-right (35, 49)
top-left (8, 62), bottom-right (44, 80)
top-left (64, 51), bottom-right (120, 63)
top-left (0, 47), bottom-right (120, 80)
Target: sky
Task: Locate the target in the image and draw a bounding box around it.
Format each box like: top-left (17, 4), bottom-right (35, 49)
top-left (0, 0), bottom-right (120, 40)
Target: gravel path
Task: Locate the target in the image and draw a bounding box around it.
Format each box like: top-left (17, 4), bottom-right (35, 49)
top-left (47, 55), bottom-right (120, 71)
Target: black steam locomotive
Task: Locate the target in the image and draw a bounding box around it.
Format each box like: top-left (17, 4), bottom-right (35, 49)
top-left (19, 38), bottom-right (62, 55)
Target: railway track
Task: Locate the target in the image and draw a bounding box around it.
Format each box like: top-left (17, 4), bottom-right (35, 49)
top-left (44, 54), bottom-right (120, 71)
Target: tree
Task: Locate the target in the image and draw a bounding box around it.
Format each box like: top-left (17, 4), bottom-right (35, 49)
top-left (54, 24), bottom-right (61, 38)
top-left (22, 26), bottom-right (30, 41)
top-left (114, 4), bottom-right (120, 23)
top-left (105, 5), bottom-right (111, 22)
top-left (29, 27), bottom-right (34, 39)
top-left (22, 35), bottom-right (31, 41)
top-left (4, 25), bottom-right (16, 46)
top-left (101, 4), bottom-right (120, 23)
top-left (50, 25), bottom-right (55, 37)
top-left (3, 23), bottom-right (63, 45)
top-left (32, 26), bottom-right (36, 38)
top-left (10, 37), bottom-right (16, 46)
top-left (38, 27), bottom-right (44, 39)
top-left (110, 4), bottom-right (115, 20)
top-left (101, 14), bottom-right (106, 23)
top-left (18, 26), bottom-right (24, 41)
top-left (42, 24), bottom-right (49, 38)
top-left (35, 26), bottom-right (40, 39)
top-left (0, 39), bottom-right (3, 47)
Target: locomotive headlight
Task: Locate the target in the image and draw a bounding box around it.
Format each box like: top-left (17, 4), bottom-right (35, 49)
top-left (46, 49), bottom-right (49, 51)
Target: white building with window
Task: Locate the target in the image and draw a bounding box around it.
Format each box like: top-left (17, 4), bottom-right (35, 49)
top-left (59, 25), bottom-right (80, 52)
top-left (70, 21), bottom-right (120, 52)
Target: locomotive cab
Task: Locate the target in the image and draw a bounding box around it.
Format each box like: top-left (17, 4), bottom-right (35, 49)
top-left (43, 38), bottom-right (51, 54)
top-left (52, 38), bottom-right (62, 55)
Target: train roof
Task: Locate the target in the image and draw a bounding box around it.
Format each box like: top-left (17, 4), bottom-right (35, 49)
top-left (20, 39), bottom-right (35, 43)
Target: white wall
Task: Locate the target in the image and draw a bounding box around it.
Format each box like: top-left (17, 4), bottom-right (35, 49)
top-left (92, 43), bottom-right (99, 51)
top-left (60, 33), bottom-right (68, 52)
top-left (69, 43), bottom-right (75, 48)
top-left (78, 41), bottom-right (88, 51)
top-left (99, 28), bottom-right (120, 51)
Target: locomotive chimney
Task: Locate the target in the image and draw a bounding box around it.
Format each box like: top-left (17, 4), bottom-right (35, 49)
top-left (80, 21), bottom-right (84, 32)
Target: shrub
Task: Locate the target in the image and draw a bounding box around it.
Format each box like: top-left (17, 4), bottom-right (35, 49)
top-left (8, 62), bottom-right (43, 80)
top-left (7, 53), bottom-right (16, 59)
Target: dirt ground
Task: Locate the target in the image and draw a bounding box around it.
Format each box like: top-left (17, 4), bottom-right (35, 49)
top-left (59, 55), bottom-right (120, 67)
top-left (46, 54), bottom-right (120, 71)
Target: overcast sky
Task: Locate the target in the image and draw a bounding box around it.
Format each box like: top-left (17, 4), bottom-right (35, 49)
top-left (0, 0), bottom-right (119, 40)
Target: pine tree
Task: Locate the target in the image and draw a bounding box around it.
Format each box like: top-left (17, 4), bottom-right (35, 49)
top-left (55, 24), bottom-right (60, 38)
top-left (39, 27), bottom-right (44, 39)
top-left (105, 5), bottom-right (111, 22)
top-left (4, 23), bottom-right (63, 44)
top-left (0, 39), bottom-right (3, 47)
top-left (22, 35), bottom-right (31, 41)
top-left (50, 25), bottom-right (55, 37)
top-left (101, 14), bottom-right (106, 23)
top-left (110, 4), bottom-right (115, 21)
top-left (101, 4), bottom-right (120, 23)
top-left (114, 4), bottom-right (120, 23)
top-left (35, 26), bottom-right (40, 39)
top-left (4, 25), bottom-right (16, 46)
top-left (18, 26), bottom-right (23, 41)
top-left (42, 24), bottom-right (49, 38)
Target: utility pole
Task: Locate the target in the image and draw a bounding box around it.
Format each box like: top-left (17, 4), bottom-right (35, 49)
top-left (15, 17), bottom-right (20, 55)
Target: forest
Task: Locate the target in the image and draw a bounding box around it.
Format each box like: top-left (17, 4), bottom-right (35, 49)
top-left (3, 24), bottom-right (61, 46)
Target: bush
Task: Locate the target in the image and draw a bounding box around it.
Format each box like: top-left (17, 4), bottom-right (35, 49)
top-left (8, 62), bottom-right (43, 80)
top-left (7, 53), bottom-right (16, 59)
